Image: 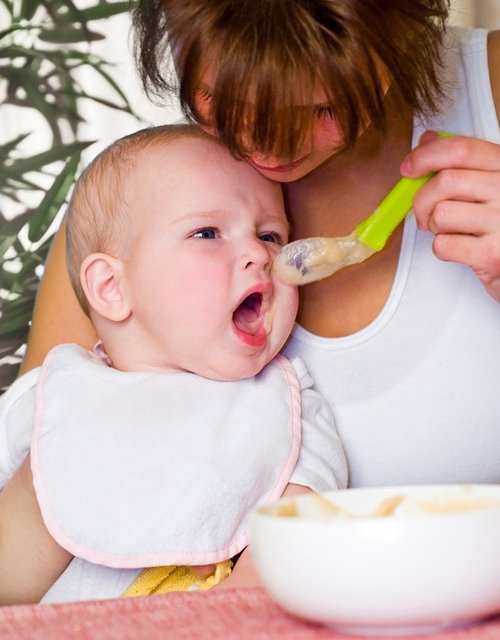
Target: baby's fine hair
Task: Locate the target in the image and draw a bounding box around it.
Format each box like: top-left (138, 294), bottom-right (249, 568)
top-left (133, 0), bottom-right (450, 159)
top-left (66, 123), bottom-right (207, 313)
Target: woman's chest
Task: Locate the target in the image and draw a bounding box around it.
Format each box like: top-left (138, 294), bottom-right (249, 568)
top-left (296, 226), bottom-right (404, 337)
top-left (284, 232), bottom-right (500, 487)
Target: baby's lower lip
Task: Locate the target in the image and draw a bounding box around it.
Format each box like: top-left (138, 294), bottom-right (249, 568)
top-left (233, 324), bottom-right (267, 347)
top-left (249, 155), bottom-right (308, 173)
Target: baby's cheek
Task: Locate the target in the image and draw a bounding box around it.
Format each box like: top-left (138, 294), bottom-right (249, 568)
top-left (276, 287), bottom-right (299, 340)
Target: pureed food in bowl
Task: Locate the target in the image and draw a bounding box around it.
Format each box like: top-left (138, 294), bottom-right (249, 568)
top-left (278, 487), bottom-right (500, 519)
top-left (251, 484), bottom-right (500, 635)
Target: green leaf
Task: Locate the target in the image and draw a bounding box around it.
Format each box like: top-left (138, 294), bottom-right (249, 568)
top-left (0, 295), bottom-right (35, 336)
top-left (28, 153), bottom-right (81, 242)
top-left (8, 253), bottom-right (47, 293)
top-left (68, 90), bottom-right (132, 114)
top-left (0, 209), bottom-right (34, 240)
top-left (77, 2), bottom-right (131, 21)
top-left (0, 235), bottom-right (16, 260)
top-left (5, 140), bottom-right (92, 174)
top-left (0, 133), bottom-right (32, 161)
top-left (19, 0), bottom-right (39, 20)
top-left (1, 173), bottom-right (44, 192)
top-left (52, 0), bottom-right (88, 26)
top-left (0, 266), bottom-right (22, 290)
top-left (2, 66), bottom-right (57, 129)
top-left (0, 0), bottom-right (13, 16)
top-left (0, 45), bottom-right (75, 67)
top-left (85, 60), bottom-right (131, 107)
top-left (38, 26), bottom-right (105, 43)
top-left (0, 24), bottom-right (23, 40)
top-left (54, 48), bottom-right (102, 64)
top-left (55, 73), bottom-right (84, 134)
top-left (0, 0), bottom-right (144, 378)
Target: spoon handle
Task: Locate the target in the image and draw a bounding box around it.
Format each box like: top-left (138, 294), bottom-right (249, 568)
top-left (355, 132), bottom-right (453, 251)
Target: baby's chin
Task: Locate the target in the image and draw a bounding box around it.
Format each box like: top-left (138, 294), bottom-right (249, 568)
top-left (194, 351), bottom-right (279, 382)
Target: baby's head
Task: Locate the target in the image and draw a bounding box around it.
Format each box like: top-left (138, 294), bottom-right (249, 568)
top-left (66, 124), bottom-right (298, 380)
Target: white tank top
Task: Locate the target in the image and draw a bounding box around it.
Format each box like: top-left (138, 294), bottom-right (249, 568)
top-left (284, 28), bottom-right (500, 488)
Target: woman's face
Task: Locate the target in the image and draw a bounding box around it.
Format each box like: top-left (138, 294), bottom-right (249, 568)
top-left (195, 84), bottom-right (347, 183)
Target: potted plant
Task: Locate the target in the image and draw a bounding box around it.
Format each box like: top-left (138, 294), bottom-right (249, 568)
top-left (0, 0), bottom-right (138, 391)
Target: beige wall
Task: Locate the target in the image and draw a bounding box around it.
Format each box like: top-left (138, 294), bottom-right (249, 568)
top-left (450, 0), bottom-right (500, 27)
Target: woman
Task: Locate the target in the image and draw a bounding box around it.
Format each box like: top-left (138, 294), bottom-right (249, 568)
top-left (23, 0), bottom-right (500, 486)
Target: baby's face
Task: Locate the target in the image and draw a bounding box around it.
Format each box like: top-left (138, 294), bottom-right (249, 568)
top-left (121, 136), bottom-right (298, 380)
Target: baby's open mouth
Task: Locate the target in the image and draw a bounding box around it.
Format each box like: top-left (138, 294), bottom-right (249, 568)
top-left (232, 292), bottom-right (263, 336)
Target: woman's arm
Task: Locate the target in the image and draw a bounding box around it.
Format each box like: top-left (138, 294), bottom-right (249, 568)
top-left (20, 220), bottom-right (97, 374)
top-left (401, 31), bottom-right (500, 302)
top-left (216, 483), bottom-right (310, 590)
top-left (488, 30), bottom-right (500, 122)
top-left (0, 455), bottom-right (73, 604)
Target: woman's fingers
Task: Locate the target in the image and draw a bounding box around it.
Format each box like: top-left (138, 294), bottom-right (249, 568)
top-left (400, 131), bottom-right (500, 301)
top-left (402, 132), bottom-right (500, 176)
top-left (433, 231), bottom-right (500, 301)
top-left (428, 200), bottom-right (500, 236)
top-left (414, 168), bottom-right (500, 232)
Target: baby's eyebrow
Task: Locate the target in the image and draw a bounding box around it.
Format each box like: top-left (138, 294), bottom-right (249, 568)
top-left (183, 209), bottom-right (229, 219)
top-left (261, 212), bottom-right (291, 234)
top-left (169, 209), bottom-right (230, 225)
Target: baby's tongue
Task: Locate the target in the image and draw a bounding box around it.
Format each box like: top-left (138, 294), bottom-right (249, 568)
top-left (233, 297), bottom-right (262, 336)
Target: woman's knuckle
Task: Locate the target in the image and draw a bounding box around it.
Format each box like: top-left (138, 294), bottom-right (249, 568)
top-left (436, 168), bottom-right (460, 190)
top-left (451, 137), bottom-right (475, 164)
top-left (433, 201), bottom-right (451, 225)
top-left (483, 237), bottom-right (500, 271)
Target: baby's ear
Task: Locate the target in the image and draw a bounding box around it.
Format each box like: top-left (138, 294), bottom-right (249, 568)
top-left (80, 253), bottom-right (131, 322)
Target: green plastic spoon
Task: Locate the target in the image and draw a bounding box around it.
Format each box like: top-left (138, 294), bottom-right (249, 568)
top-left (273, 133), bottom-right (451, 286)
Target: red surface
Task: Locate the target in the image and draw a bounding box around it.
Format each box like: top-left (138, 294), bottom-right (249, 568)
top-left (0, 588), bottom-right (499, 640)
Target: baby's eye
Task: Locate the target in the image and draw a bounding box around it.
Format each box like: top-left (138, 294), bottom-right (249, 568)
top-left (313, 105), bottom-right (335, 120)
top-left (259, 231), bottom-right (284, 245)
top-left (191, 227), bottom-right (219, 240)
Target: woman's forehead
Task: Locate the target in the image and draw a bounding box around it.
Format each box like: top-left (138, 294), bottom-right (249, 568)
top-left (198, 71), bottom-right (331, 108)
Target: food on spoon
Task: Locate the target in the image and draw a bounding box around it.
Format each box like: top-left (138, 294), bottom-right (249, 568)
top-left (273, 234), bottom-right (375, 286)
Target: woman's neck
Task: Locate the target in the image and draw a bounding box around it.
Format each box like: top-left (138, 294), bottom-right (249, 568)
top-left (284, 106), bottom-right (415, 338)
top-left (285, 106), bottom-right (414, 237)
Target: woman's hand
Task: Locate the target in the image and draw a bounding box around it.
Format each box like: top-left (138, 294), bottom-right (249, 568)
top-left (401, 131), bottom-right (500, 302)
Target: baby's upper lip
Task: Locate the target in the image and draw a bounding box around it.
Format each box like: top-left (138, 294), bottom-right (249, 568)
top-left (234, 282), bottom-right (272, 311)
top-left (232, 282), bottom-right (272, 337)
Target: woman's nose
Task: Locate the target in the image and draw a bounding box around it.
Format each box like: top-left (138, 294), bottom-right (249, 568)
top-left (242, 135), bottom-right (289, 169)
top-left (247, 151), bottom-right (287, 169)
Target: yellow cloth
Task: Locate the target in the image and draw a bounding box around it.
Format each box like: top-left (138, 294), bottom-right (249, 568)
top-left (122, 560), bottom-right (233, 597)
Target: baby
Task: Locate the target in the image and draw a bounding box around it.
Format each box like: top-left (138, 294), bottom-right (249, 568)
top-left (0, 124), bottom-right (347, 605)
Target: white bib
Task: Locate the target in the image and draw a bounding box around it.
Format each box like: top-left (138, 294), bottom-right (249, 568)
top-left (31, 345), bottom-right (302, 568)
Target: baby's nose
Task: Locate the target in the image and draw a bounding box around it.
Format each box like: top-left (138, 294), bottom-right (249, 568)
top-left (241, 238), bottom-right (273, 272)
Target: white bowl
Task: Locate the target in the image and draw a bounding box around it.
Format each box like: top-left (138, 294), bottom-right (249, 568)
top-left (251, 484), bottom-right (500, 635)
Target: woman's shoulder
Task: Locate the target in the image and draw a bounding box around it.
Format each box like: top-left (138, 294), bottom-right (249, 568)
top-left (487, 30), bottom-right (500, 124)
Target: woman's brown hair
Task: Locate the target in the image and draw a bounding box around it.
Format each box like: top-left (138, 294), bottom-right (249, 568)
top-left (133, 0), bottom-right (450, 158)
